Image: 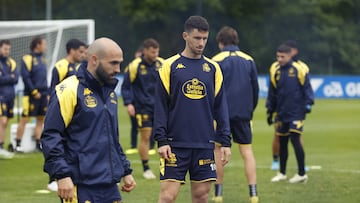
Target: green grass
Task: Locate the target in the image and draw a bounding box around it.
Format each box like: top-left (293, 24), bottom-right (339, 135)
top-left (1, 99), bottom-right (360, 203)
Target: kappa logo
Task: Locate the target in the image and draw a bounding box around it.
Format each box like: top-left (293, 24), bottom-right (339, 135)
top-left (84, 88), bottom-right (92, 96)
top-left (176, 63), bottom-right (186, 69)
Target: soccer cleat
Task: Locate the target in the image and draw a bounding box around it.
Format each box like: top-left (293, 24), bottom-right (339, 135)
top-left (125, 148), bottom-right (138, 155)
top-left (289, 174), bottom-right (308, 183)
top-left (0, 148), bottom-right (14, 159)
top-left (148, 149), bottom-right (156, 155)
top-left (271, 172), bottom-right (287, 182)
top-left (143, 169), bottom-right (156, 179)
top-left (271, 160), bottom-right (279, 171)
top-left (15, 146), bottom-right (24, 153)
top-left (211, 196), bottom-right (223, 203)
top-left (47, 181), bottom-right (58, 192)
top-left (249, 196), bottom-right (259, 203)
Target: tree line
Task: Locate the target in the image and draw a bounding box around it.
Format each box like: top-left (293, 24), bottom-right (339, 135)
top-left (1, 0), bottom-right (360, 74)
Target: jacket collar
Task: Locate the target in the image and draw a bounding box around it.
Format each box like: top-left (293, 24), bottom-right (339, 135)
top-left (222, 45), bottom-right (240, 52)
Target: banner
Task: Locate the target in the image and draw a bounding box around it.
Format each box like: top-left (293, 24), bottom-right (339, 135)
top-left (258, 75), bottom-right (360, 99)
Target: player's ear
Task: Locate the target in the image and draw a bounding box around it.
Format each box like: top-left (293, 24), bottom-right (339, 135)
top-left (182, 32), bottom-right (188, 40)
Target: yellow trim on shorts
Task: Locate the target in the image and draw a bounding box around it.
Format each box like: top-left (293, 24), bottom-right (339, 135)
top-left (190, 178), bottom-right (217, 183)
top-left (289, 129), bottom-right (303, 135)
top-left (160, 179), bottom-right (185, 184)
top-left (139, 127), bottom-right (152, 131)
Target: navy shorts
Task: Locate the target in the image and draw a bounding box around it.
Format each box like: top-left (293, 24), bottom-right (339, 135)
top-left (61, 184), bottom-right (122, 203)
top-left (22, 93), bottom-right (48, 117)
top-left (230, 118), bottom-right (253, 144)
top-left (276, 120), bottom-right (304, 135)
top-left (0, 98), bottom-right (15, 118)
top-left (136, 112), bottom-right (153, 128)
top-left (160, 147), bottom-right (217, 183)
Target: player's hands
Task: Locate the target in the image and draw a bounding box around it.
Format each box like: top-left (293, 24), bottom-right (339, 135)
top-left (57, 177), bottom-right (74, 202)
top-left (34, 92), bottom-right (41, 100)
top-left (305, 104), bottom-right (312, 113)
top-left (127, 104), bottom-right (136, 117)
top-left (158, 145), bottom-right (172, 160)
top-left (267, 111), bottom-right (273, 125)
top-left (220, 147), bottom-right (231, 166)
top-left (121, 174), bottom-right (136, 192)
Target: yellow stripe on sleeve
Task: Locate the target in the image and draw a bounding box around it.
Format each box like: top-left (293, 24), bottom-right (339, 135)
top-left (269, 61), bottom-right (280, 88)
top-left (55, 59), bottom-right (70, 82)
top-left (9, 58), bottom-right (16, 72)
top-left (56, 76), bottom-right (79, 128)
top-left (293, 62), bottom-right (306, 86)
top-left (159, 55), bottom-right (180, 95)
top-left (22, 55), bottom-right (33, 71)
top-left (212, 51), bottom-right (229, 62)
top-left (128, 58), bottom-right (142, 83)
top-left (205, 57), bottom-right (223, 97)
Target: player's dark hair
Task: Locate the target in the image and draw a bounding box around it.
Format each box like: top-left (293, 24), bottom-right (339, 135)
top-left (184, 15), bottom-right (209, 33)
top-left (66, 38), bottom-right (86, 54)
top-left (284, 40), bottom-right (298, 49)
top-left (277, 44), bottom-right (292, 53)
top-left (216, 26), bottom-right (239, 46)
top-left (142, 38), bottom-right (159, 49)
top-left (0, 39), bottom-right (11, 47)
top-left (30, 36), bottom-right (45, 51)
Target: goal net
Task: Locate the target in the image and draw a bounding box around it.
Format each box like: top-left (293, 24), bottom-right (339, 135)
top-left (0, 19), bottom-right (95, 91)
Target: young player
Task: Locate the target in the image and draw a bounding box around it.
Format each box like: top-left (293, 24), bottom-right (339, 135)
top-left (154, 16), bottom-right (231, 203)
top-left (267, 44), bottom-right (314, 183)
top-left (0, 39), bottom-right (18, 159)
top-left (212, 26), bottom-right (259, 203)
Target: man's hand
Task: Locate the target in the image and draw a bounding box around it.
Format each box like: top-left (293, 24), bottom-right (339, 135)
top-left (121, 174), bottom-right (136, 192)
top-left (34, 92), bottom-right (41, 100)
top-left (127, 104), bottom-right (136, 117)
top-left (57, 177), bottom-right (74, 202)
top-left (219, 147), bottom-right (231, 166)
top-left (158, 145), bottom-right (172, 160)
top-left (267, 111), bottom-right (273, 126)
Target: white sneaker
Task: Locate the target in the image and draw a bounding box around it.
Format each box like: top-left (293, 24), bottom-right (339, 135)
top-left (15, 146), bottom-right (24, 153)
top-left (143, 169), bottom-right (156, 179)
top-left (0, 148), bottom-right (14, 159)
top-left (289, 174), bottom-right (308, 183)
top-left (47, 181), bottom-right (58, 192)
top-left (271, 172), bottom-right (287, 182)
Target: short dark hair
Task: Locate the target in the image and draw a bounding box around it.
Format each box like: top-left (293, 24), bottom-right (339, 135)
top-left (66, 39), bottom-right (86, 54)
top-left (216, 26), bottom-right (239, 46)
top-left (0, 39), bottom-right (11, 47)
top-left (142, 38), bottom-right (159, 49)
top-left (184, 15), bottom-right (209, 33)
top-left (277, 44), bottom-right (292, 53)
top-left (30, 36), bottom-right (45, 51)
top-left (284, 40), bottom-right (298, 49)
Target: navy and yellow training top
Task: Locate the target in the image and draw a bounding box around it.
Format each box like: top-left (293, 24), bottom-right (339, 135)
top-left (21, 52), bottom-right (48, 95)
top-left (154, 54), bottom-right (231, 149)
top-left (50, 58), bottom-right (77, 90)
top-left (212, 45), bottom-right (259, 121)
top-left (121, 56), bottom-right (164, 114)
top-left (0, 55), bottom-right (18, 99)
top-left (266, 60), bottom-right (314, 122)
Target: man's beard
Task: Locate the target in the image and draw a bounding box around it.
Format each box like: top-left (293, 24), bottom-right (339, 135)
top-left (95, 62), bottom-right (117, 85)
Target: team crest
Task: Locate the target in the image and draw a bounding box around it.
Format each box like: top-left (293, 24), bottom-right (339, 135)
top-left (84, 95), bottom-right (97, 108)
top-left (166, 153), bottom-right (177, 167)
top-left (2, 103), bottom-right (7, 111)
top-left (110, 92), bottom-right (115, 98)
top-left (182, 78), bottom-right (207, 99)
top-left (275, 70), bottom-right (281, 81)
top-left (288, 68), bottom-right (295, 77)
top-left (140, 64), bottom-right (147, 75)
top-left (69, 67), bottom-right (74, 71)
top-left (155, 61), bottom-right (162, 70)
top-left (202, 63), bottom-right (211, 72)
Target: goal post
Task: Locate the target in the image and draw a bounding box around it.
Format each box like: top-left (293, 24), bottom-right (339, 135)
top-left (0, 19), bottom-right (95, 89)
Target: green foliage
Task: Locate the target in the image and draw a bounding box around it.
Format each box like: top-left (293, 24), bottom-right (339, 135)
top-left (0, 99), bottom-right (360, 202)
top-left (1, 0), bottom-right (360, 74)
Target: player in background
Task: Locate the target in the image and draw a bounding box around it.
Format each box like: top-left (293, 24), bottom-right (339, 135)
top-left (212, 26), bottom-right (259, 203)
top-left (121, 38), bottom-right (164, 179)
top-left (47, 38), bottom-right (86, 192)
top-left (269, 40), bottom-right (310, 171)
top-left (50, 38), bottom-right (86, 90)
top-left (154, 16), bottom-right (231, 203)
top-left (267, 44), bottom-right (314, 183)
top-left (15, 36), bottom-right (48, 153)
top-left (0, 39), bottom-right (18, 159)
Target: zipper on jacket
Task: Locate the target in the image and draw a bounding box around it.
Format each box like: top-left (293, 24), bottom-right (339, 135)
top-left (104, 103), bottom-right (115, 182)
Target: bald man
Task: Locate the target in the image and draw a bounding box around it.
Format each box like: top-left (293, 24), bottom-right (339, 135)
top-left (41, 38), bottom-right (136, 202)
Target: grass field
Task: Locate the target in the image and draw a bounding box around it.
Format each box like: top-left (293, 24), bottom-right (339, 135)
top-left (0, 99), bottom-right (360, 203)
